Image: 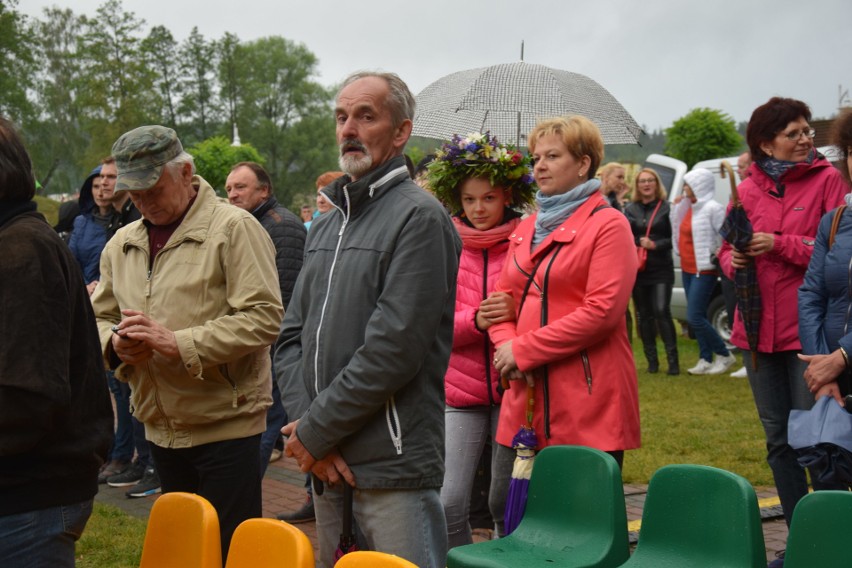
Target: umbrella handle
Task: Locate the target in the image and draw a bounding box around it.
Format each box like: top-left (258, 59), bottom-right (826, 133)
top-left (526, 383), bottom-right (534, 428)
top-left (720, 161), bottom-right (739, 207)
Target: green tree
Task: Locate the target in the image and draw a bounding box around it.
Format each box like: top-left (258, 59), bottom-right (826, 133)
top-left (188, 136), bottom-right (264, 195)
top-left (178, 27), bottom-right (219, 144)
top-left (216, 32), bottom-right (241, 132)
top-left (664, 108), bottom-right (743, 168)
top-left (142, 25), bottom-right (180, 126)
top-left (0, 0), bottom-right (36, 123)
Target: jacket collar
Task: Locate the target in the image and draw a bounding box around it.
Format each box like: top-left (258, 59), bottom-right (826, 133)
top-left (512, 193), bottom-right (609, 253)
top-left (325, 156), bottom-right (410, 215)
top-left (121, 176), bottom-right (217, 252)
top-left (251, 195), bottom-right (278, 220)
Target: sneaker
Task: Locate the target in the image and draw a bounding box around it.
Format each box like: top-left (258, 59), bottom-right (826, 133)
top-left (107, 461), bottom-right (145, 487)
top-left (767, 550), bottom-right (785, 567)
top-left (126, 467), bottom-right (161, 498)
top-left (98, 459), bottom-right (130, 484)
top-left (687, 359), bottom-right (714, 375)
top-left (707, 353), bottom-right (737, 375)
top-left (730, 366), bottom-right (748, 378)
top-left (269, 448), bottom-right (282, 463)
top-left (276, 495), bottom-right (315, 524)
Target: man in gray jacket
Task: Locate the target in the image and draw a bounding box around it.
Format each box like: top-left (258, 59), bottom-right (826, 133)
top-left (274, 71), bottom-right (460, 568)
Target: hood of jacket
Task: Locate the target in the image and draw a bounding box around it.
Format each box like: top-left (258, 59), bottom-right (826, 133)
top-left (77, 166), bottom-right (103, 217)
top-left (683, 168), bottom-right (715, 208)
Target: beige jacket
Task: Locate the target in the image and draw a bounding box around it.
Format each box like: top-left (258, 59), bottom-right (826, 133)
top-left (92, 177), bottom-right (283, 448)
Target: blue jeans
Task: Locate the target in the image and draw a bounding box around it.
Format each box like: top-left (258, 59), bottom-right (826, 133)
top-left (683, 272), bottom-right (729, 362)
top-left (107, 372), bottom-right (134, 462)
top-left (259, 379), bottom-right (287, 476)
top-left (314, 482), bottom-right (447, 568)
top-left (441, 405), bottom-right (510, 548)
top-left (743, 350), bottom-right (846, 526)
top-left (0, 500), bottom-right (93, 568)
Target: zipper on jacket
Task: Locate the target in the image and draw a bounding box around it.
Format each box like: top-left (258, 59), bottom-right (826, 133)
top-left (314, 186), bottom-right (351, 397)
top-left (385, 397), bottom-right (403, 455)
top-left (581, 350), bottom-right (593, 394)
top-left (480, 249), bottom-right (497, 406)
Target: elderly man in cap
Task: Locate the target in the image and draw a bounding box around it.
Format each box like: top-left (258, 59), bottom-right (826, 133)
top-left (91, 125), bottom-right (283, 556)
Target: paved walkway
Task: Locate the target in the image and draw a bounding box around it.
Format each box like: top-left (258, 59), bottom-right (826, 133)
top-left (95, 455), bottom-right (787, 564)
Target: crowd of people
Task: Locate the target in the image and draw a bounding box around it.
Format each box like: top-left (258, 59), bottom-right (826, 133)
top-left (2, 67), bottom-right (852, 568)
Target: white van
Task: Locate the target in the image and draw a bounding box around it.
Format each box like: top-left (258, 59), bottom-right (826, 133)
top-left (642, 148), bottom-right (842, 342)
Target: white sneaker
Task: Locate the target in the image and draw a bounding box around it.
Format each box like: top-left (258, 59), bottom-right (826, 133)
top-left (687, 359), bottom-right (714, 375)
top-left (730, 366), bottom-right (748, 378)
top-left (707, 353), bottom-right (737, 375)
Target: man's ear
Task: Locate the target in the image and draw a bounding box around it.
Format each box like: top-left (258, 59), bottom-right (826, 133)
top-left (393, 119), bottom-right (413, 152)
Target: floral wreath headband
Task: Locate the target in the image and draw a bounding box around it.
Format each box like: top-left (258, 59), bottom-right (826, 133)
top-left (426, 132), bottom-right (537, 212)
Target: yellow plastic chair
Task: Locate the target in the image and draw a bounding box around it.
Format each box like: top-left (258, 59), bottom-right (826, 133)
top-left (334, 550), bottom-right (418, 567)
top-left (139, 492), bottom-right (222, 568)
top-left (224, 518), bottom-right (314, 568)
top-left (785, 490), bottom-right (852, 568)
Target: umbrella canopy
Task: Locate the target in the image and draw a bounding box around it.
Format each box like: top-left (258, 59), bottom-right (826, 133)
top-left (719, 168), bottom-right (760, 369)
top-left (413, 62), bottom-right (643, 147)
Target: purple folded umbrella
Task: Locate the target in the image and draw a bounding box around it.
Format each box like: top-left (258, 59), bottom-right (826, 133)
top-left (504, 384), bottom-right (538, 535)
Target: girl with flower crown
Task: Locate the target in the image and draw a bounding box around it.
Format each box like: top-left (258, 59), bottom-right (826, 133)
top-left (427, 132), bottom-right (536, 548)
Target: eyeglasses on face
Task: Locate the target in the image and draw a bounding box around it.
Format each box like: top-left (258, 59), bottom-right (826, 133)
top-left (637, 178), bottom-right (657, 184)
top-left (780, 128), bottom-right (816, 142)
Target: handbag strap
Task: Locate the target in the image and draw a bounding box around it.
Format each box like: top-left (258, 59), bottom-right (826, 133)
top-left (644, 199), bottom-right (663, 238)
top-left (829, 205), bottom-right (846, 250)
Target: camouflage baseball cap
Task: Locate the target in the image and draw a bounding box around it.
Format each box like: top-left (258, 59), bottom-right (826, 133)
top-left (112, 125), bottom-right (183, 191)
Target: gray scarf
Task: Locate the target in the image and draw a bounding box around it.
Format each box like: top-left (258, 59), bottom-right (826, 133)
top-left (533, 179), bottom-right (601, 248)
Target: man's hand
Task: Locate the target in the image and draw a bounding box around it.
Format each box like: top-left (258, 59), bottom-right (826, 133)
top-left (114, 309), bottom-right (179, 359)
top-left (799, 351), bottom-right (846, 393)
top-left (282, 420), bottom-right (355, 487)
top-left (111, 333), bottom-right (154, 365)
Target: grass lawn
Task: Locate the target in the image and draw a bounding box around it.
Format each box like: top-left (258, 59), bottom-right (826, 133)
top-left (76, 327), bottom-right (773, 565)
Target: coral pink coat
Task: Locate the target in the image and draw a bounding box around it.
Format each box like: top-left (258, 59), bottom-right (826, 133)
top-left (489, 194), bottom-right (641, 451)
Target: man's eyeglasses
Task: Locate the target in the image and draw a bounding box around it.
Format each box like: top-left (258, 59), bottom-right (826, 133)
top-left (781, 128), bottom-right (816, 142)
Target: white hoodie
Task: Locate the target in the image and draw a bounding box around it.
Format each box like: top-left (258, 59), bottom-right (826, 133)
top-left (671, 168), bottom-right (726, 273)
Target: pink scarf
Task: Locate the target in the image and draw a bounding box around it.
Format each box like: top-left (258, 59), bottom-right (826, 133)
top-left (452, 215), bottom-right (521, 250)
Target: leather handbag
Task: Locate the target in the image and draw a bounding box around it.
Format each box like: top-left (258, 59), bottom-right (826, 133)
top-left (637, 200), bottom-right (662, 272)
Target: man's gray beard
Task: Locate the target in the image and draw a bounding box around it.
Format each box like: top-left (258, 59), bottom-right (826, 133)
top-left (339, 152), bottom-right (373, 179)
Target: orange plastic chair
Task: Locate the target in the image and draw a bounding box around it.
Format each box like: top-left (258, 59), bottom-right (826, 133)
top-left (334, 550), bottom-right (418, 567)
top-left (138, 492), bottom-right (222, 568)
top-left (224, 518), bottom-right (314, 568)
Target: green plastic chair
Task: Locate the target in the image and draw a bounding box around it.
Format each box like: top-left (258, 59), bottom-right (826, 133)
top-left (447, 445), bottom-right (629, 568)
top-left (619, 464), bottom-right (765, 568)
top-left (785, 490), bottom-right (852, 568)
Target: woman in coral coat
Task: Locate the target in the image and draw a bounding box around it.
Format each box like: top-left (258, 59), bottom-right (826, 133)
top-left (490, 116), bottom-right (641, 473)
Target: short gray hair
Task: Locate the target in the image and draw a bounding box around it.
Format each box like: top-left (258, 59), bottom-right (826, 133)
top-left (165, 151), bottom-right (196, 181)
top-left (337, 71), bottom-right (416, 129)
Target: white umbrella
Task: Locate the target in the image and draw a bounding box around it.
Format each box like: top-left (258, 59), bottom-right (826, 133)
top-left (413, 61), bottom-right (643, 147)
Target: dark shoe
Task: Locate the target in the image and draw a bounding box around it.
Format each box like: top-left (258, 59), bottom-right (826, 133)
top-left (126, 467), bottom-right (161, 498)
top-left (98, 459), bottom-right (130, 484)
top-left (767, 550), bottom-right (784, 567)
top-left (276, 495), bottom-right (315, 524)
top-left (667, 365), bottom-right (680, 375)
top-left (107, 461), bottom-right (145, 487)
top-left (647, 364), bottom-right (659, 374)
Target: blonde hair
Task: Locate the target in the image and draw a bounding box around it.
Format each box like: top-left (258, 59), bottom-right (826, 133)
top-left (632, 168), bottom-right (667, 202)
top-left (599, 162), bottom-right (624, 179)
top-left (528, 116), bottom-right (604, 179)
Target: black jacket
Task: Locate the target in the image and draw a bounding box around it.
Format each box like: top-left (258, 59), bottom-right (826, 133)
top-left (252, 196), bottom-right (307, 308)
top-left (625, 199), bottom-right (674, 285)
top-left (0, 205), bottom-right (113, 515)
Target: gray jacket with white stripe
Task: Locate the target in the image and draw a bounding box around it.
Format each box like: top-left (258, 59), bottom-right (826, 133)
top-left (274, 155), bottom-right (461, 489)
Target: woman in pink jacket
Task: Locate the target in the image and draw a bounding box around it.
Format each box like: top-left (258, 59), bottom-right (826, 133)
top-left (490, 116), bottom-right (641, 475)
top-left (427, 132), bottom-right (536, 548)
top-left (716, 97), bottom-right (848, 565)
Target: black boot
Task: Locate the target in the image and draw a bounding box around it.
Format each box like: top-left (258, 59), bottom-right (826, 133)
top-left (637, 313), bottom-right (659, 373)
top-left (659, 316), bottom-right (680, 375)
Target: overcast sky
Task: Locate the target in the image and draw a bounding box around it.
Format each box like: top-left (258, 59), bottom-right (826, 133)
top-left (20, 0), bottom-right (852, 131)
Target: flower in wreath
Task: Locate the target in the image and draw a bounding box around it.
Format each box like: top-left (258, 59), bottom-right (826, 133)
top-left (426, 131), bottom-right (536, 212)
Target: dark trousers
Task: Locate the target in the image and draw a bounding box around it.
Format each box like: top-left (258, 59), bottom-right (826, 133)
top-left (632, 282), bottom-right (679, 372)
top-left (150, 434), bottom-right (262, 560)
